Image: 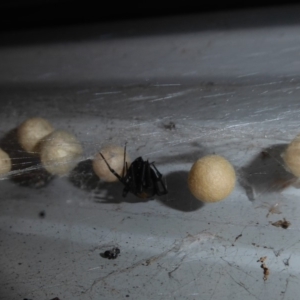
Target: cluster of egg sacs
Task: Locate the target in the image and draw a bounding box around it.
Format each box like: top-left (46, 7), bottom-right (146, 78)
top-left (0, 118), bottom-right (130, 186)
top-left (3, 117), bottom-right (298, 203)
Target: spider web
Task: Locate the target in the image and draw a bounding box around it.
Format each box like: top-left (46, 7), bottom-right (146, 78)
top-left (1, 81), bottom-right (300, 300)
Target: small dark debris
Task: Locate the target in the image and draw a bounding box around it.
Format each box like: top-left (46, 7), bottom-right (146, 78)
top-left (283, 256), bottom-right (291, 266)
top-left (234, 234), bottom-right (242, 242)
top-left (163, 122), bottom-right (176, 130)
top-left (100, 248), bottom-right (120, 260)
top-left (261, 151), bottom-right (270, 159)
top-left (271, 218), bottom-right (291, 229)
top-left (273, 249), bottom-right (283, 257)
top-left (262, 266), bottom-right (270, 281)
top-left (257, 257), bottom-right (267, 263)
top-left (257, 256), bottom-right (269, 281)
top-left (39, 211), bottom-right (46, 218)
top-left (283, 259), bottom-right (289, 266)
top-left (145, 259), bottom-right (151, 266)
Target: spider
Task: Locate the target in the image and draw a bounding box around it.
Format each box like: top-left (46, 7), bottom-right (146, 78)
top-left (99, 145), bottom-right (168, 199)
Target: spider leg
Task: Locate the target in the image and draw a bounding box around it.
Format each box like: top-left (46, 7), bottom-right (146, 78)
top-left (122, 142), bottom-right (127, 177)
top-left (122, 186), bottom-right (130, 197)
top-left (129, 161), bottom-right (138, 191)
top-left (150, 162), bottom-right (168, 195)
top-left (122, 163), bottom-right (139, 197)
top-left (154, 177), bottom-right (168, 195)
top-left (150, 162), bottom-right (163, 179)
top-left (99, 152), bottom-right (124, 183)
top-left (154, 178), bottom-right (168, 195)
top-left (138, 159), bottom-right (153, 193)
top-left (140, 161), bottom-right (148, 191)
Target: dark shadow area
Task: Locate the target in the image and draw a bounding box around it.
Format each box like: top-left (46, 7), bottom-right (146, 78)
top-left (0, 4), bottom-right (300, 46)
top-left (157, 143), bottom-right (208, 165)
top-left (69, 159), bottom-right (102, 190)
top-left (0, 80), bottom-right (240, 96)
top-left (88, 145), bottom-right (205, 210)
top-left (93, 182), bottom-right (150, 204)
top-left (239, 144), bottom-right (295, 201)
top-left (69, 159), bottom-right (154, 204)
top-left (0, 128), bottom-right (54, 188)
top-left (0, 73), bottom-right (297, 97)
top-left (69, 159), bottom-right (203, 211)
top-left (2, 1), bottom-right (294, 31)
top-left (159, 171), bottom-right (204, 212)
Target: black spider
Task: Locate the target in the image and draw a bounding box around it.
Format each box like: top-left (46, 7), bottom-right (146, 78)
top-left (99, 145), bottom-right (168, 199)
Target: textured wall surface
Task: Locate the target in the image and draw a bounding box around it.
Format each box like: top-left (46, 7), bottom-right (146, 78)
top-left (1, 6), bottom-right (300, 300)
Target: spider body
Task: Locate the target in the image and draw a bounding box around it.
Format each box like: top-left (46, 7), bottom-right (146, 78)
top-left (99, 147), bottom-right (167, 199)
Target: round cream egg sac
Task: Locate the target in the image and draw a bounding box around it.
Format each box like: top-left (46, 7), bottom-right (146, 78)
top-left (93, 145), bottom-right (131, 182)
top-left (188, 154), bottom-right (236, 203)
top-left (282, 133), bottom-right (300, 177)
top-left (40, 130), bottom-right (83, 175)
top-left (18, 117), bottom-right (54, 153)
top-left (0, 148), bottom-right (11, 176)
